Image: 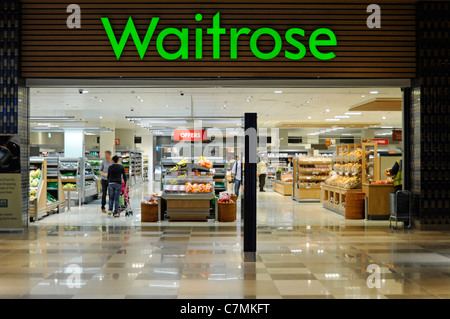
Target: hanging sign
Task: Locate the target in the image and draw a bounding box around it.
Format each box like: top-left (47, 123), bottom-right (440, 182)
top-left (173, 130), bottom-right (207, 141)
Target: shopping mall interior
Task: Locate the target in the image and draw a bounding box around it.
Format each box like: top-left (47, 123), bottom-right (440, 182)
top-left (1, 86), bottom-right (450, 299)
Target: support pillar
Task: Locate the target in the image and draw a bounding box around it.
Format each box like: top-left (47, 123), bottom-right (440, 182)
top-left (243, 113), bottom-right (257, 262)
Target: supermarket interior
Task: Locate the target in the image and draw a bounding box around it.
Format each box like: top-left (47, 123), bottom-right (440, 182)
top-left (28, 86), bottom-right (404, 226)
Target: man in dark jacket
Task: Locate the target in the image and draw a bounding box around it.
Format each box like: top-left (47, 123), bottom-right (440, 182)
top-left (107, 155), bottom-right (127, 217)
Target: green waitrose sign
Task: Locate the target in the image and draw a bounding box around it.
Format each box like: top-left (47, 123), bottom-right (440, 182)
top-left (101, 12), bottom-right (337, 61)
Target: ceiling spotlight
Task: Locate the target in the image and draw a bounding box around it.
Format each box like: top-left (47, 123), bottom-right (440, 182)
top-left (79, 89), bottom-right (89, 94)
top-left (222, 104), bottom-right (227, 109)
top-left (335, 115), bottom-right (350, 119)
top-left (382, 116), bottom-right (387, 120)
top-left (345, 112), bottom-right (362, 115)
top-left (274, 90), bottom-right (283, 94)
top-left (136, 96), bottom-right (141, 99)
top-left (325, 109), bottom-right (331, 112)
top-left (370, 90), bottom-right (379, 94)
top-left (165, 105), bottom-right (169, 108)
top-left (325, 118), bottom-right (340, 121)
top-left (246, 99), bottom-right (251, 103)
top-left (99, 99), bottom-right (103, 102)
top-left (99, 116), bottom-right (103, 119)
top-left (308, 116), bottom-right (312, 120)
top-left (361, 95), bottom-right (366, 98)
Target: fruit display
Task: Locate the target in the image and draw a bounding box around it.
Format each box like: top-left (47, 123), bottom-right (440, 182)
top-left (197, 156), bottom-right (212, 169)
top-left (185, 183), bottom-right (213, 193)
top-left (89, 160), bottom-right (101, 167)
top-left (170, 157), bottom-right (188, 171)
top-left (63, 183), bottom-right (77, 189)
top-left (142, 193), bottom-right (161, 205)
top-left (218, 191), bottom-right (234, 203)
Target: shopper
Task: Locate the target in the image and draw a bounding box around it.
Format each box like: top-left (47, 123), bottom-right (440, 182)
top-left (386, 159), bottom-right (403, 193)
top-left (107, 155), bottom-right (127, 218)
top-left (287, 156), bottom-right (294, 169)
top-left (231, 155), bottom-right (243, 197)
top-left (99, 151), bottom-right (113, 213)
top-left (257, 158), bottom-right (268, 192)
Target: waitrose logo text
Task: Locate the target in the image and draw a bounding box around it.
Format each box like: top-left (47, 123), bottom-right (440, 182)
top-left (101, 12), bottom-right (337, 61)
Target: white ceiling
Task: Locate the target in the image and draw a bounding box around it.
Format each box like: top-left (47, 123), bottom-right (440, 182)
top-left (30, 87), bottom-right (402, 135)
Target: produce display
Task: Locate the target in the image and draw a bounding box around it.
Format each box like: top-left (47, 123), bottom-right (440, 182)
top-left (29, 188), bottom-right (37, 201)
top-left (63, 183), bottom-right (77, 189)
top-left (47, 193), bottom-right (58, 205)
top-left (170, 158), bottom-right (188, 172)
top-left (30, 169), bottom-right (41, 187)
top-left (89, 160), bottom-right (101, 167)
top-left (142, 193), bottom-right (161, 205)
top-left (218, 191), bottom-right (234, 203)
top-left (185, 183), bottom-right (213, 193)
top-left (198, 156), bottom-right (213, 169)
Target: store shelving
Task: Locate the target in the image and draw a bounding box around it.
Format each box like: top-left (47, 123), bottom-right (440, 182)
top-left (130, 151), bottom-right (143, 185)
top-left (293, 157), bottom-right (332, 201)
top-left (321, 143), bottom-right (379, 215)
top-left (29, 158), bottom-right (48, 221)
top-left (46, 156), bottom-right (66, 213)
top-left (84, 161), bottom-right (98, 200)
top-left (143, 155), bottom-right (149, 180)
top-left (59, 158), bottom-right (79, 206)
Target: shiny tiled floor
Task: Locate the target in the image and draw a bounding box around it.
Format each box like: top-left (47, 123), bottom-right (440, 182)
top-left (1, 184), bottom-right (450, 299)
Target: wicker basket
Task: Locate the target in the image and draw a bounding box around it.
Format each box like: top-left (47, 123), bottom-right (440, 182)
top-left (141, 202), bottom-right (158, 222)
top-left (345, 193), bottom-right (365, 219)
top-left (218, 202), bottom-right (237, 222)
top-left (230, 194), bottom-right (238, 203)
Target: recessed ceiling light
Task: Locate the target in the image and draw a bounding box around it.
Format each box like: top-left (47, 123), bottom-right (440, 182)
top-left (136, 96), bottom-right (141, 99)
top-left (335, 115), bottom-right (350, 119)
top-left (99, 116), bottom-right (103, 119)
top-left (308, 116), bottom-right (312, 120)
top-left (325, 109), bottom-right (331, 112)
top-left (345, 112), bottom-right (362, 115)
top-left (381, 126), bottom-right (394, 129)
top-left (99, 99), bottom-right (103, 102)
top-left (382, 116), bottom-right (387, 120)
top-left (222, 104), bottom-right (227, 109)
top-left (361, 95), bottom-right (366, 98)
top-left (370, 91), bottom-right (379, 94)
top-left (80, 90), bottom-right (89, 94)
top-left (325, 118), bottom-right (340, 121)
top-left (246, 99), bottom-right (251, 103)
top-left (274, 90), bottom-right (283, 94)
top-left (140, 99), bottom-right (144, 103)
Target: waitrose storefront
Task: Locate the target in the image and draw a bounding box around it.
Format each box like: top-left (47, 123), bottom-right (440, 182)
top-left (1, 0), bottom-right (449, 233)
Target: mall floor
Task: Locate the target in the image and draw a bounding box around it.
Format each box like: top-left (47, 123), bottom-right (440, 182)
top-left (1, 183), bottom-right (450, 299)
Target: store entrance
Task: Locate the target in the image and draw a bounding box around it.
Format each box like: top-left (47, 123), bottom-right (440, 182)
top-left (28, 85), bottom-right (405, 227)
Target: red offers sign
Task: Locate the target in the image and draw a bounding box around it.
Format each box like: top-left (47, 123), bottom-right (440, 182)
top-left (173, 130), bottom-right (207, 141)
top-left (372, 138), bottom-right (389, 145)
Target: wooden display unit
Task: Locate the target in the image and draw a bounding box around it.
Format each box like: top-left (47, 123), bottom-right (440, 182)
top-left (321, 185), bottom-right (362, 216)
top-left (322, 143), bottom-right (380, 217)
top-left (293, 157), bottom-right (331, 201)
top-left (163, 193), bottom-right (214, 221)
top-left (273, 180), bottom-right (293, 196)
top-left (362, 183), bottom-right (394, 219)
top-left (362, 143), bottom-right (379, 184)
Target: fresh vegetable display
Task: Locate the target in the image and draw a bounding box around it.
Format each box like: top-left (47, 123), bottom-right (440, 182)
top-left (29, 188), bottom-right (37, 201)
top-left (47, 193), bottom-right (57, 203)
top-left (218, 191), bottom-right (234, 203)
top-left (170, 158), bottom-right (188, 172)
top-left (63, 183), bottom-right (77, 189)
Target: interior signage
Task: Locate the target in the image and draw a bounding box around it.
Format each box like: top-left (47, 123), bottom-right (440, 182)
top-left (101, 12), bottom-right (337, 61)
top-left (392, 130), bottom-right (402, 142)
top-left (173, 130), bottom-right (207, 142)
top-left (372, 138), bottom-right (389, 145)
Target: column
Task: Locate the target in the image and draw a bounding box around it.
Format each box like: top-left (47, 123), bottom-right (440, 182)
top-left (243, 113), bottom-right (257, 262)
top-left (0, 0), bottom-right (27, 229)
top-left (410, 1), bottom-right (450, 225)
top-left (64, 129), bottom-right (85, 158)
top-left (100, 120), bottom-right (115, 156)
